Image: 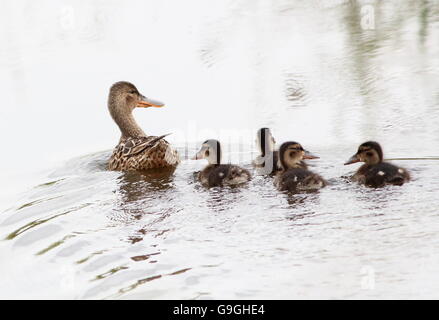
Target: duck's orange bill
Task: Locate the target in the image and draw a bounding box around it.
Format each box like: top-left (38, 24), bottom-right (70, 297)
top-left (137, 96), bottom-right (165, 108)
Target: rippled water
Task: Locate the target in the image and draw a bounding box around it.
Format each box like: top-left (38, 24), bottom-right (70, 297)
top-left (1, 0), bottom-right (439, 299)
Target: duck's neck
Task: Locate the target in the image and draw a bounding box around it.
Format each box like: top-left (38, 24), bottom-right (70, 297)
top-left (108, 97), bottom-right (146, 140)
top-left (112, 110), bottom-right (146, 140)
top-left (115, 113), bottom-right (146, 140)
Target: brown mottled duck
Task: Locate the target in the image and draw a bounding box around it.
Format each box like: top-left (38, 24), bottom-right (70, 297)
top-left (344, 141), bottom-right (410, 188)
top-left (107, 81), bottom-right (179, 171)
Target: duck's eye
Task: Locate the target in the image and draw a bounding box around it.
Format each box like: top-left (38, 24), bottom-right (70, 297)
top-left (129, 90), bottom-right (137, 94)
top-left (366, 152), bottom-right (374, 157)
top-left (289, 151), bottom-right (295, 157)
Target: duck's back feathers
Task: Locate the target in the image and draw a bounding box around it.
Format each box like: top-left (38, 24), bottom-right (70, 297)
top-left (108, 135), bottom-right (179, 171)
top-left (275, 168), bottom-right (326, 192)
top-left (353, 162), bottom-right (410, 188)
top-left (199, 164), bottom-right (251, 187)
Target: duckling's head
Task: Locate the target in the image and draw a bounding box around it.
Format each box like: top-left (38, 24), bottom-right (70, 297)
top-left (108, 81), bottom-right (164, 115)
top-left (345, 141), bottom-right (383, 166)
top-left (192, 139), bottom-right (222, 165)
top-left (279, 141), bottom-right (319, 169)
top-left (256, 127), bottom-right (276, 156)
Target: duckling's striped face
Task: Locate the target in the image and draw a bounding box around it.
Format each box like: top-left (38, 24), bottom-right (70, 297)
top-left (345, 141), bottom-right (383, 165)
top-left (192, 139), bottom-right (222, 165)
top-left (285, 143), bottom-right (305, 164)
top-left (279, 141), bottom-right (319, 169)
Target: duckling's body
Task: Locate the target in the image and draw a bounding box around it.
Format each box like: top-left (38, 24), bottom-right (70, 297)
top-left (274, 141), bottom-right (326, 192)
top-left (193, 140), bottom-right (251, 187)
top-left (107, 82), bottom-right (179, 171)
top-left (345, 141), bottom-right (410, 188)
top-left (354, 163), bottom-right (410, 188)
top-left (199, 164), bottom-right (251, 187)
top-left (275, 167), bottom-right (326, 191)
top-left (253, 128), bottom-right (307, 175)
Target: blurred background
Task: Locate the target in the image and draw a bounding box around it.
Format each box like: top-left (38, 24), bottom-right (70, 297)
top-left (0, 0), bottom-right (438, 299)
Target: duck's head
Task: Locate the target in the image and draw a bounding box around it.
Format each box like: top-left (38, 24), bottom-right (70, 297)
top-left (108, 81), bottom-right (164, 114)
top-left (192, 139), bottom-right (222, 165)
top-left (279, 141), bottom-right (319, 169)
top-left (256, 127), bottom-right (276, 156)
top-left (108, 81), bottom-right (165, 138)
top-left (345, 141), bottom-right (383, 166)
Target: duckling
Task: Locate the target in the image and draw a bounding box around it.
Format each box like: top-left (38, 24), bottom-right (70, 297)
top-left (344, 141), bottom-right (410, 188)
top-left (107, 81), bottom-right (179, 171)
top-left (253, 128), bottom-right (308, 175)
top-left (192, 139), bottom-right (251, 187)
top-left (274, 141), bottom-right (326, 192)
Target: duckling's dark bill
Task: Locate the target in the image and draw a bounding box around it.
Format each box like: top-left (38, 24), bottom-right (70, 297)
top-left (344, 154), bottom-right (360, 165)
top-left (137, 97), bottom-right (165, 108)
top-left (303, 151), bottom-right (319, 160)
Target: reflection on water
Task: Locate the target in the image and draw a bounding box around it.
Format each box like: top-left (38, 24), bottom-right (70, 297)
top-left (116, 168), bottom-right (176, 214)
top-left (1, 0), bottom-right (439, 299)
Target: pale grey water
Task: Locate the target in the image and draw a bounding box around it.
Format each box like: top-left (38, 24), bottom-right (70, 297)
top-left (0, 0), bottom-right (439, 299)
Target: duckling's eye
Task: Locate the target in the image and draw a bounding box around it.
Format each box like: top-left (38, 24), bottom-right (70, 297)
top-left (205, 150), bottom-right (210, 157)
top-left (129, 90), bottom-right (137, 94)
top-left (366, 152), bottom-right (374, 157)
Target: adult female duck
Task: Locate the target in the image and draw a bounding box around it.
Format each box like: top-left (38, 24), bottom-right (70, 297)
top-left (344, 141), bottom-right (410, 188)
top-left (107, 81), bottom-right (179, 171)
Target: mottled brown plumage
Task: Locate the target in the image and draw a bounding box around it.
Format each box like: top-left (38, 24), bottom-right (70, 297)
top-left (107, 81), bottom-right (179, 171)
